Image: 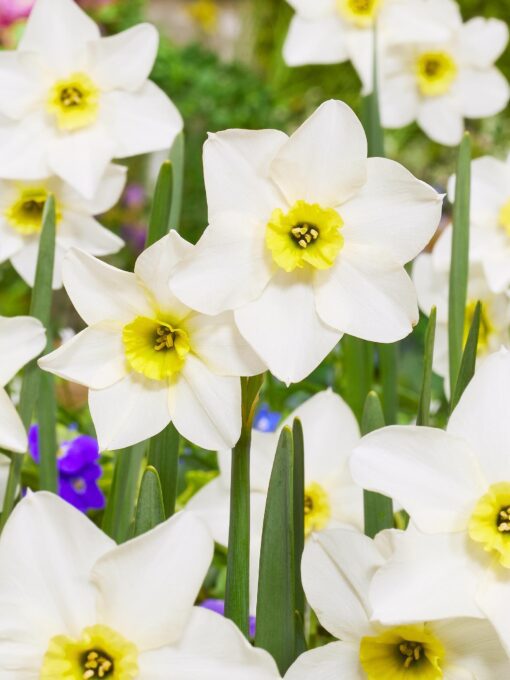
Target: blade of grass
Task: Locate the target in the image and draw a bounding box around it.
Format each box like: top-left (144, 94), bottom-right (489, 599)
top-left (417, 307), bottom-right (437, 427)
top-left (169, 132), bottom-right (185, 231)
top-left (147, 422), bottom-right (180, 518)
top-left (450, 301), bottom-right (480, 413)
top-left (341, 336), bottom-right (373, 423)
top-left (292, 418), bottom-right (306, 657)
top-left (133, 466), bottom-right (165, 537)
top-left (146, 160), bottom-right (173, 247)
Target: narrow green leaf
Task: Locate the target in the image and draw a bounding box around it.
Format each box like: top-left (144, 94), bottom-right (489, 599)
top-left (38, 363), bottom-right (57, 492)
top-left (378, 344), bottom-right (398, 425)
top-left (255, 427), bottom-right (296, 675)
top-left (448, 133), bottom-right (471, 393)
top-left (146, 160), bottom-right (173, 247)
top-left (417, 307), bottom-right (437, 427)
top-left (147, 422), bottom-right (180, 518)
top-left (362, 392), bottom-right (393, 538)
top-left (169, 132), bottom-right (185, 231)
top-left (341, 335), bottom-right (374, 423)
top-left (292, 418), bottom-right (307, 657)
top-left (450, 300), bottom-right (481, 413)
top-left (102, 442), bottom-right (146, 542)
top-left (133, 466), bottom-right (165, 537)
top-left (361, 28), bottom-right (385, 158)
top-left (1, 196), bottom-right (56, 529)
top-left (225, 374), bottom-right (265, 637)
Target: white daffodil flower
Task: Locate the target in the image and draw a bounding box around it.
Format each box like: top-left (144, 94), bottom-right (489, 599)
top-left (284, 528), bottom-right (509, 680)
top-left (0, 492), bottom-right (281, 679)
top-left (39, 232), bottom-right (265, 452)
top-left (379, 0), bottom-right (509, 146)
top-left (0, 0), bottom-right (182, 199)
top-left (350, 349), bottom-right (510, 653)
top-left (170, 100), bottom-right (442, 384)
top-left (413, 247), bottom-right (510, 394)
top-left (187, 390), bottom-right (363, 612)
top-left (0, 165), bottom-right (125, 289)
top-left (0, 315), bottom-right (46, 453)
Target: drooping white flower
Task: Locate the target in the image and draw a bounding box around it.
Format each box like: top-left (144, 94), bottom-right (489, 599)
top-left (187, 390), bottom-right (363, 612)
top-left (350, 349), bottom-right (510, 653)
top-left (0, 0), bottom-right (182, 199)
top-left (0, 315), bottom-right (46, 453)
top-left (284, 527), bottom-right (509, 679)
top-left (0, 492), bottom-right (281, 679)
top-left (170, 100), bottom-right (442, 384)
top-left (0, 164), bottom-right (125, 289)
top-left (39, 232), bottom-right (265, 452)
top-left (378, 0), bottom-right (509, 146)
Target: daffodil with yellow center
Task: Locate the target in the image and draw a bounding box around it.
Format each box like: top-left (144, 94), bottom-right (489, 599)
top-left (336, 0), bottom-right (382, 28)
top-left (266, 200), bottom-right (344, 273)
top-left (304, 482), bottom-right (331, 536)
top-left (4, 187), bottom-right (61, 236)
top-left (416, 52), bottom-right (458, 97)
top-left (41, 624), bottom-right (139, 680)
top-left (47, 73), bottom-right (100, 132)
top-left (360, 625), bottom-right (445, 679)
top-left (468, 482), bottom-right (510, 568)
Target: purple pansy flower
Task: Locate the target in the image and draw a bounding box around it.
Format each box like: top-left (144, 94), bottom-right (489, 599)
top-left (28, 425), bottom-right (105, 512)
top-left (201, 599), bottom-right (256, 638)
top-left (253, 404), bottom-right (280, 433)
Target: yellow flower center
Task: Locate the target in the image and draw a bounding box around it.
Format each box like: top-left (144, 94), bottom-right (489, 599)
top-left (122, 316), bottom-right (191, 381)
top-left (416, 52), bottom-right (458, 97)
top-left (47, 72), bottom-right (100, 132)
top-left (359, 624), bottom-right (445, 679)
top-left (336, 0), bottom-right (381, 27)
top-left (4, 187), bottom-right (61, 236)
top-left (40, 624), bottom-right (139, 680)
top-left (304, 482), bottom-right (331, 536)
top-left (469, 482), bottom-right (510, 568)
top-left (498, 199), bottom-right (510, 236)
top-left (463, 300), bottom-right (494, 356)
top-left (265, 200), bottom-right (344, 273)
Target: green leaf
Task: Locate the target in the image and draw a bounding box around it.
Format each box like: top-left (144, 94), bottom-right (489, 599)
top-left (362, 391), bottom-right (393, 538)
top-left (292, 418), bottom-right (307, 657)
top-left (146, 160), bottom-right (173, 247)
top-left (169, 132), bottom-right (185, 231)
top-left (341, 336), bottom-right (374, 423)
top-left (38, 362), bottom-right (57, 492)
top-left (448, 133), bottom-right (471, 393)
top-left (225, 374), bottom-right (265, 637)
top-left (378, 344), bottom-right (398, 425)
top-left (417, 307), bottom-right (437, 427)
top-left (255, 427), bottom-right (297, 674)
top-left (1, 196), bottom-right (56, 529)
top-left (147, 421), bottom-right (180, 518)
top-left (133, 466), bottom-right (165, 537)
top-left (450, 300), bottom-right (480, 413)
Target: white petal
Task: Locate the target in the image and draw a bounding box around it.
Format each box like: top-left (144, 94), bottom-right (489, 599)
top-left (369, 525), bottom-right (487, 624)
top-left (345, 27), bottom-right (374, 95)
top-left (59, 163), bottom-right (128, 216)
top-left (456, 67), bottom-right (509, 119)
top-left (341, 158), bottom-right (442, 265)
top-left (461, 156), bottom-right (510, 226)
top-left (203, 129), bottom-right (288, 220)
top-left (186, 311), bottom-right (266, 377)
top-left (283, 15), bottom-right (348, 67)
top-left (170, 212), bottom-right (274, 315)
top-left (0, 315), bottom-right (46, 385)
top-left (102, 82), bottom-right (183, 159)
top-left (10, 240), bottom-right (65, 290)
top-left (235, 271), bottom-right (342, 385)
top-left (0, 220), bottom-right (24, 262)
top-left (314, 242), bottom-right (418, 342)
top-left (138, 607), bottom-right (280, 679)
top-left (417, 96), bottom-right (464, 147)
top-left (88, 24), bottom-right (158, 92)
top-left (270, 100), bottom-right (367, 207)
top-left (477, 566), bottom-right (510, 656)
top-left (0, 52), bottom-right (44, 119)
top-left (459, 18), bottom-right (509, 69)
top-left (39, 325), bottom-right (126, 390)
top-left (89, 373), bottom-right (170, 451)
top-left (19, 0), bottom-right (100, 69)
top-left (302, 529), bottom-right (377, 640)
top-left (93, 511), bottom-right (213, 650)
top-left (0, 387), bottom-right (27, 454)
top-left (169, 356), bottom-right (241, 450)
top-left (447, 349), bottom-right (510, 483)
top-left (58, 214), bottom-right (124, 256)
top-left (412, 253), bottom-right (449, 322)
top-left (350, 425), bottom-right (485, 533)
top-left (286, 0), bottom-right (336, 20)
top-left (185, 478), bottom-right (231, 546)
top-left (0, 114), bottom-right (51, 180)
top-left (62, 248), bottom-right (152, 326)
top-left (285, 641), bottom-right (363, 680)
top-left (0, 492), bottom-right (113, 652)
top-left (379, 73), bottom-right (419, 128)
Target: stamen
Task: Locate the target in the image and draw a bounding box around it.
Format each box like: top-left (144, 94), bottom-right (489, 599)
top-left (291, 223), bottom-right (320, 249)
top-left (399, 641), bottom-right (423, 668)
top-left (497, 506), bottom-right (510, 533)
top-left (154, 326), bottom-right (177, 351)
top-left (82, 649), bottom-right (114, 679)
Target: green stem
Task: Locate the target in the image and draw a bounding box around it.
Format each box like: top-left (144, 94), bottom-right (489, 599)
top-left (147, 422), bottom-right (180, 518)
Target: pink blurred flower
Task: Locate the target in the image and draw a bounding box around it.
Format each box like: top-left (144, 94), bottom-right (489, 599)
top-left (0, 0), bottom-right (33, 27)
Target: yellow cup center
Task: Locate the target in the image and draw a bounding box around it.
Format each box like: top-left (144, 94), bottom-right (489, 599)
top-left (47, 72), bottom-right (100, 132)
top-left (304, 482), bottom-right (331, 536)
top-left (416, 52), bottom-right (458, 97)
top-left (122, 316), bottom-right (191, 381)
top-left (4, 186), bottom-right (61, 236)
top-left (469, 482), bottom-right (510, 568)
top-left (265, 200), bottom-right (344, 273)
top-left (40, 624), bottom-right (139, 680)
top-left (336, 0), bottom-right (381, 27)
top-left (359, 624), bottom-right (445, 679)
top-left (463, 300), bottom-right (494, 357)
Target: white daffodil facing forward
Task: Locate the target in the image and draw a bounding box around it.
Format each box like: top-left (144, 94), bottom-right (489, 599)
top-left (187, 390), bottom-right (363, 612)
top-left (0, 165), bottom-right (126, 289)
top-left (284, 528), bottom-right (509, 680)
top-left (379, 0), bottom-right (509, 146)
top-left (0, 0), bottom-right (182, 199)
top-left (0, 492), bottom-right (281, 679)
top-left (39, 232), bottom-right (265, 452)
top-left (171, 100), bottom-right (442, 384)
top-left (350, 349), bottom-right (510, 653)
top-left (413, 247), bottom-right (510, 394)
top-left (0, 315), bottom-right (45, 454)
